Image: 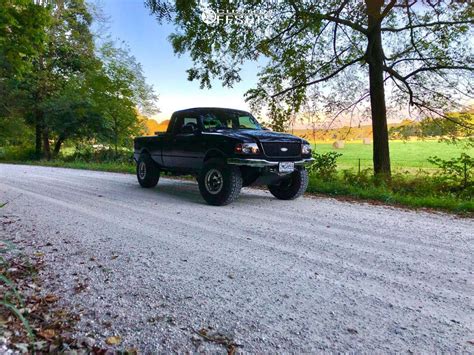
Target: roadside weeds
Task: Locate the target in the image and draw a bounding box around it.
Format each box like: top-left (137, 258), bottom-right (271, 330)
top-left (0, 213), bottom-right (111, 353)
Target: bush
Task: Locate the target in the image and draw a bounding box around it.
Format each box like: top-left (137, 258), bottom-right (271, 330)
top-left (308, 151), bottom-right (342, 180)
top-left (0, 146), bottom-right (37, 161)
top-left (60, 145), bottom-right (133, 164)
top-left (428, 153), bottom-right (473, 189)
top-left (341, 168), bottom-right (374, 188)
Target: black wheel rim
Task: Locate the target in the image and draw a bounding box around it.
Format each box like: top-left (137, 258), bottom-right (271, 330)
top-left (138, 161), bottom-right (146, 179)
top-left (205, 168), bottom-right (223, 195)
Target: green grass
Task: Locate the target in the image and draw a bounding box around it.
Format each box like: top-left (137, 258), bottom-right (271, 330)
top-left (313, 139), bottom-right (473, 170)
top-left (307, 175), bottom-right (473, 214)
top-left (4, 160), bottom-right (135, 174)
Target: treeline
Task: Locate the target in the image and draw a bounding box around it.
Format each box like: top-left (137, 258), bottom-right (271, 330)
top-left (291, 109), bottom-right (473, 142)
top-left (389, 111), bottom-right (473, 141)
top-left (0, 0), bottom-right (157, 159)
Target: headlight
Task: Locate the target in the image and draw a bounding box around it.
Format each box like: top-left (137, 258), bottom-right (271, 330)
top-left (302, 143), bottom-right (312, 155)
top-left (235, 143), bottom-right (260, 154)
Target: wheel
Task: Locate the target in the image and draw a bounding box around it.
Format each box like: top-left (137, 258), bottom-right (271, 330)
top-left (268, 168), bottom-right (308, 200)
top-left (198, 159), bottom-right (242, 206)
top-left (137, 154), bottom-right (160, 188)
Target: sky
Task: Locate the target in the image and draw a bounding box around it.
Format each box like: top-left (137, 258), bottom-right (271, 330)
top-left (99, 0), bottom-right (260, 123)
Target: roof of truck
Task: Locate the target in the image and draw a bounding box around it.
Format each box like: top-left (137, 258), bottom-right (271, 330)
top-left (173, 107), bottom-right (250, 114)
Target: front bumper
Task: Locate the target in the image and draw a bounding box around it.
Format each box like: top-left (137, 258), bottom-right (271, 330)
top-left (227, 157), bottom-right (314, 167)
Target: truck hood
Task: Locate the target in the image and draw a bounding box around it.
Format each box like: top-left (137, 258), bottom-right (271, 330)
top-left (214, 129), bottom-right (305, 143)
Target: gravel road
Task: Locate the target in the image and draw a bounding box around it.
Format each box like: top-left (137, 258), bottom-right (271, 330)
top-left (0, 163), bottom-right (473, 352)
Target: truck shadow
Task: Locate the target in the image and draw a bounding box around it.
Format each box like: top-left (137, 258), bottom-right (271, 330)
top-left (153, 181), bottom-right (204, 204)
top-left (133, 180), bottom-right (273, 205)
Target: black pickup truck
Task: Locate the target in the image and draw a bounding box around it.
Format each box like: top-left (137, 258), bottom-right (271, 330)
top-left (133, 107), bottom-right (314, 205)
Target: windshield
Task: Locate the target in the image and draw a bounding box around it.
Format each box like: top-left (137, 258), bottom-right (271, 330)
top-left (201, 110), bottom-right (262, 131)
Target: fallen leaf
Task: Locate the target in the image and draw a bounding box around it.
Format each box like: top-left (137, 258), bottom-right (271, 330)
top-left (34, 252), bottom-right (44, 257)
top-left (347, 328), bottom-right (358, 334)
top-left (38, 328), bottom-right (56, 339)
top-left (467, 340), bottom-right (474, 345)
top-left (44, 294), bottom-right (59, 303)
top-left (74, 282), bottom-right (88, 293)
top-left (105, 336), bottom-right (122, 345)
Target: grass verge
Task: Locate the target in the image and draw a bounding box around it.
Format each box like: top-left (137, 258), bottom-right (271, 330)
top-left (2, 159), bottom-right (135, 174)
top-left (307, 176), bottom-right (473, 215)
top-left (1, 160), bottom-right (472, 215)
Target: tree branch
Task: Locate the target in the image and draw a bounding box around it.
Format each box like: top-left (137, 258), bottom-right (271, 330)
top-left (380, 0), bottom-right (397, 20)
top-left (405, 65), bottom-right (474, 80)
top-left (412, 101), bottom-right (474, 130)
top-left (319, 14), bottom-right (367, 35)
top-left (382, 20), bottom-right (474, 32)
top-left (272, 56), bottom-right (364, 98)
top-left (383, 65), bottom-right (415, 105)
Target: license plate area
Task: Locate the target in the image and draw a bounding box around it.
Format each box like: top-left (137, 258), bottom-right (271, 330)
top-left (279, 162), bottom-right (295, 173)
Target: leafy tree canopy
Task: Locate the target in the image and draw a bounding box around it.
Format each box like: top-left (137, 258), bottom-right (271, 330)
top-left (147, 0), bottom-right (473, 175)
top-left (0, 0), bottom-right (159, 158)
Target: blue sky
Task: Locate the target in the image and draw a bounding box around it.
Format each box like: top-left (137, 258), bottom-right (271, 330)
top-left (99, 0), bottom-right (260, 122)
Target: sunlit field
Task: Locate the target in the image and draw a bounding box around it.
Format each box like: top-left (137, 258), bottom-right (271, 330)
top-left (312, 139), bottom-right (473, 171)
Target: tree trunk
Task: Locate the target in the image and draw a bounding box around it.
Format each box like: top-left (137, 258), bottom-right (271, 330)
top-left (366, 0), bottom-right (391, 177)
top-left (35, 122), bottom-right (42, 158)
top-left (42, 127), bottom-right (51, 161)
top-left (35, 108), bottom-right (44, 159)
top-left (53, 135), bottom-right (65, 157)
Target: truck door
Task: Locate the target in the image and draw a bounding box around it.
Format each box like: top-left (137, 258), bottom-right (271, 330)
top-left (167, 113), bottom-right (204, 170)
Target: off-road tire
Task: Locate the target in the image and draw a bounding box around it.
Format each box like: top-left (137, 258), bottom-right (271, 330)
top-left (137, 154), bottom-right (160, 188)
top-left (268, 168), bottom-right (308, 200)
top-left (198, 159), bottom-right (242, 206)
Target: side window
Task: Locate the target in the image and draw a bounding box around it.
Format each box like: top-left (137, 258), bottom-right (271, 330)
top-left (176, 116), bottom-right (198, 134)
top-left (202, 114), bottom-right (222, 130)
top-left (183, 117), bottom-right (197, 126)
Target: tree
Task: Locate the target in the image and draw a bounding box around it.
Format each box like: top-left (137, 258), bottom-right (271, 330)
top-left (146, 0), bottom-right (473, 177)
top-left (21, 0), bottom-right (98, 159)
top-left (93, 42), bottom-right (159, 155)
top-left (1, 1), bottom-right (158, 158)
top-left (40, 75), bottom-right (107, 156)
top-left (0, 0), bottom-right (50, 145)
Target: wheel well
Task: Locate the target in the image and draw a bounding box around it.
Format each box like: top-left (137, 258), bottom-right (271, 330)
top-left (204, 149), bottom-right (226, 163)
top-left (140, 149), bottom-right (151, 157)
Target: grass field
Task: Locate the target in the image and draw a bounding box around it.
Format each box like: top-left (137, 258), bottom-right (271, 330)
top-left (313, 139), bottom-right (473, 171)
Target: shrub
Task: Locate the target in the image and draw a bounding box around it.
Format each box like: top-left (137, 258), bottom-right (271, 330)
top-left (341, 168), bottom-right (374, 188)
top-left (0, 146), bottom-right (37, 161)
top-left (308, 151), bottom-right (342, 180)
top-left (60, 145), bottom-right (133, 164)
top-left (428, 153), bottom-right (473, 189)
